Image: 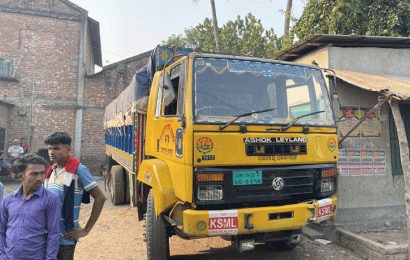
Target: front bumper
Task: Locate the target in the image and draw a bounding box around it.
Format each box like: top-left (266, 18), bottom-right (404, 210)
top-left (182, 196), bottom-right (337, 237)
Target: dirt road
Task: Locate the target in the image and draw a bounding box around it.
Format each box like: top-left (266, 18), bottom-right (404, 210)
top-left (73, 179), bottom-right (362, 260)
top-left (1, 177), bottom-right (361, 260)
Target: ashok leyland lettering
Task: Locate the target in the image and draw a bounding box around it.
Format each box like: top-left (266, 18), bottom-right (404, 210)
top-left (104, 46), bottom-right (338, 260)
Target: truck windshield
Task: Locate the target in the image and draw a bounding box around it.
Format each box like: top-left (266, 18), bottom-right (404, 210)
top-left (193, 57), bottom-right (335, 127)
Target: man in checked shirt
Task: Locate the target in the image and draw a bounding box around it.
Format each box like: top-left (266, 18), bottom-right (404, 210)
top-left (0, 154), bottom-right (61, 260)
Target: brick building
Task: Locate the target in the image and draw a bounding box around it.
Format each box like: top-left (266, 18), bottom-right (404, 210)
top-left (0, 0), bottom-right (151, 174)
top-left (82, 52), bottom-right (150, 172)
top-left (0, 0), bottom-right (105, 174)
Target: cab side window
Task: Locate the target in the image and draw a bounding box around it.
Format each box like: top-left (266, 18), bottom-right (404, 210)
top-left (164, 59), bottom-right (186, 117)
top-left (164, 64), bottom-right (180, 116)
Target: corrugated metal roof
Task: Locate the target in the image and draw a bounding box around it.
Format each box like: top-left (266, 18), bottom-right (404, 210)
top-left (334, 69), bottom-right (410, 100)
top-left (274, 34), bottom-right (410, 61)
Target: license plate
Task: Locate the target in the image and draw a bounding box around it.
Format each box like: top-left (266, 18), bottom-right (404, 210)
top-left (233, 170), bottom-right (262, 186)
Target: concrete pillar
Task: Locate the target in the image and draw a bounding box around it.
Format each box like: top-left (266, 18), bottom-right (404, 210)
top-left (74, 16), bottom-right (87, 159)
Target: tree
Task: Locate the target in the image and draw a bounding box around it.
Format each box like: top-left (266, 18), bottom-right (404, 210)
top-left (192, 0), bottom-right (221, 52)
top-left (163, 13), bottom-right (283, 58)
top-left (293, 0), bottom-right (410, 41)
top-left (210, 0), bottom-right (221, 52)
top-left (283, 0), bottom-right (293, 43)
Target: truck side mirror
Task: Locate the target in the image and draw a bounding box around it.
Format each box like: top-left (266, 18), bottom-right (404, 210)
top-left (159, 71), bottom-right (176, 106)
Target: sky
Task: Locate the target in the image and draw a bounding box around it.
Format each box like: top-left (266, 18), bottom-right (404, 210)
top-left (69, 0), bottom-right (308, 66)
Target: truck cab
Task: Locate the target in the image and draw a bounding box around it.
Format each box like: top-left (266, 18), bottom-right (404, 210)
top-left (135, 50), bottom-right (338, 259)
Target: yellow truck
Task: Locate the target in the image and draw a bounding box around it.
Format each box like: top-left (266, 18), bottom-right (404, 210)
top-left (104, 46), bottom-right (338, 259)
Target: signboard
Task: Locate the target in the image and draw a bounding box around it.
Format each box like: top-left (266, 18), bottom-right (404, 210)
top-left (317, 198), bottom-right (333, 222)
top-left (208, 210), bottom-right (239, 236)
top-left (338, 106), bottom-right (381, 138)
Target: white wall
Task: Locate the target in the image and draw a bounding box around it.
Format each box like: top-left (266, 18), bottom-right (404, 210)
top-left (294, 46), bottom-right (409, 227)
top-left (329, 47), bottom-right (410, 77)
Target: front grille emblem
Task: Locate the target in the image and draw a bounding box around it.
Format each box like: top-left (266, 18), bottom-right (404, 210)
top-left (272, 177), bottom-right (284, 190)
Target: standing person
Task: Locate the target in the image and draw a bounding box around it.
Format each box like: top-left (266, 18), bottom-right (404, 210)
top-left (7, 139), bottom-right (24, 179)
top-left (21, 137), bottom-right (29, 154)
top-left (37, 148), bottom-right (52, 169)
top-left (0, 149), bottom-right (4, 174)
top-left (0, 180), bottom-right (3, 202)
top-left (0, 150), bottom-right (3, 202)
top-left (0, 153), bottom-right (61, 259)
top-left (44, 132), bottom-right (106, 260)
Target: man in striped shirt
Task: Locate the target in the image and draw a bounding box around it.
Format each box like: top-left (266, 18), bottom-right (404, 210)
top-left (45, 132), bottom-right (106, 260)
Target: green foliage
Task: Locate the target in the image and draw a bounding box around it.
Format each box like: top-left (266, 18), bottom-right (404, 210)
top-left (163, 13), bottom-right (283, 58)
top-left (293, 0), bottom-right (410, 40)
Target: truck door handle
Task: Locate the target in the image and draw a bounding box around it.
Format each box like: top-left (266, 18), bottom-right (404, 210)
top-left (244, 213), bottom-right (254, 230)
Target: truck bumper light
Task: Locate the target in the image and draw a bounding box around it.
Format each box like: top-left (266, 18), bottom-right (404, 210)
top-left (321, 179), bottom-right (335, 192)
top-left (238, 239), bottom-right (255, 252)
top-left (197, 221), bottom-right (207, 231)
top-left (197, 185), bottom-right (223, 201)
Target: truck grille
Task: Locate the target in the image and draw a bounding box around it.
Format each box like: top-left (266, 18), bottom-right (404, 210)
top-left (246, 143), bottom-right (307, 156)
top-left (235, 169), bottom-right (314, 200)
top-left (194, 164), bottom-right (337, 206)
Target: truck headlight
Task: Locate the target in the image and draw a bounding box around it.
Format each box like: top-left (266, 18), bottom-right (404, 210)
top-left (321, 179), bottom-right (335, 192)
top-left (197, 185), bottom-right (223, 201)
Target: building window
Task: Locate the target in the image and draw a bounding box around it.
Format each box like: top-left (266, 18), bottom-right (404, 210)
top-left (0, 58), bottom-right (13, 77)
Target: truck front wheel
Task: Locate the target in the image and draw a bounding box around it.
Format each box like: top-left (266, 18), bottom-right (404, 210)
top-left (146, 190), bottom-right (170, 260)
top-left (110, 165), bottom-right (125, 205)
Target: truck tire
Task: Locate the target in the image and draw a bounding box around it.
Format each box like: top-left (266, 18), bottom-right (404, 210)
top-left (110, 165), bottom-right (125, 205)
top-left (146, 190), bottom-right (169, 260)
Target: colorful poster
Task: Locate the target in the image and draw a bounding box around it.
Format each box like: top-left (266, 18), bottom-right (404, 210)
top-left (337, 149), bottom-right (348, 175)
top-left (361, 109), bottom-right (381, 137)
top-left (360, 149), bottom-right (373, 175)
top-left (339, 107), bottom-right (360, 138)
top-left (338, 106), bottom-right (381, 138)
top-left (347, 149), bottom-right (361, 175)
top-left (337, 149), bottom-right (386, 176)
top-left (373, 149), bottom-right (386, 175)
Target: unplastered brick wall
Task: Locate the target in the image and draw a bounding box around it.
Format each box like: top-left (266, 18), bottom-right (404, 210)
top-left (0, 81), bottom-right (20, 98)
top-left (5, 105), bottom-right (30, 151)
top-left (0, 0), bottom-right (81, 16)
top-left (0, 102), bottom-right (10, 129)
top-left (30, 106), bottom-right (76, 153)
top-left (81, 109), bottom-right (105, 174)
top-left (0, 11), bottom-right (80, 100)
top-left (0, 0), bottom-right (85, 162)
top-left (82, 53), bottom-right (150, 173)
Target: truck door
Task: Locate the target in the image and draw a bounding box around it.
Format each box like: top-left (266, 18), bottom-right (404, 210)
top-left (154, 58), bottom-right (187, 163)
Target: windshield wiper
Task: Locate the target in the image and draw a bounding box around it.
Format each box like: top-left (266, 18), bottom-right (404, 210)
top-left (219, 108), bottom-right (277, 130)
top-left (281, 110), bottom-right (325, 132)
